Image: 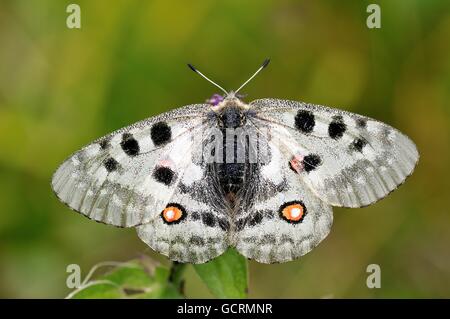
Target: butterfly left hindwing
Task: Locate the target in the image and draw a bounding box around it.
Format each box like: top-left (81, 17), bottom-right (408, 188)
top-left (136, 158), bottom-right (230, 263)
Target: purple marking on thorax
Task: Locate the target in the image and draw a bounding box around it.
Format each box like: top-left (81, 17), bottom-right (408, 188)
top-left (207, 94), bottom-right (224, 106)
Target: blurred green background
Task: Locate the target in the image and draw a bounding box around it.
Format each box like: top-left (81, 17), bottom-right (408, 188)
top-left (1, 0), bottom-right (449, 298)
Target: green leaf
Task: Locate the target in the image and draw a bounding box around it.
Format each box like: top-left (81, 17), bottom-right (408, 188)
top-left (102, 262), bottom-right (154, 289)
top-left (193, 248), bottom-right (248, 298)
top-left (68, 260), bottom-right (184, 299)
top-left (71, 281), bottom-right (124, 299)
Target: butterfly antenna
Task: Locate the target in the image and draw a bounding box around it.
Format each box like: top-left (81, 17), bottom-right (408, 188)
top-left (187, 63), bottom-right (228, 95)
top-left (235, 58), bottom-right (270, 94)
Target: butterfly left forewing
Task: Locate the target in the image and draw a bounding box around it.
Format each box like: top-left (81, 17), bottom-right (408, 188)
top-left (250, 98), bottom-right (419, 208)
top-left (51, 104), bottom-right (208, 227)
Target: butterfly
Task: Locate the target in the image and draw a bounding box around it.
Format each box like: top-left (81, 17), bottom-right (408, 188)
top-left (51, 59), bottom-right (419, 264)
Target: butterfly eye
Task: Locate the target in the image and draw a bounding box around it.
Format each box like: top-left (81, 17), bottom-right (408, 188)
top-left (161, 205), bottom-right (185, 223)
top-left (279, 202), bottom-right (306, 223)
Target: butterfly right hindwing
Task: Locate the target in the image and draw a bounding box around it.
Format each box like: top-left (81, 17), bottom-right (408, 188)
top-left (233, 133), bottom-right (333, 263)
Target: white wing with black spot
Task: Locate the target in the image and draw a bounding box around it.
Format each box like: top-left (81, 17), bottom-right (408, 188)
top-left (136, 158), bottom-right (231, 263)
top-left (234, 140), bottom-right (333, 263)
top-left (250, 98), bottom-right (419, 208)
top-left (51, 104), bottom-right (210, 227)
top-left (52, 93), bottom-right (420, 265)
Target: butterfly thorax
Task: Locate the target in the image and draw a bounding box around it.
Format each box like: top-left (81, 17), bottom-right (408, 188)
top-left (217, 105), bottom-right (246, 129)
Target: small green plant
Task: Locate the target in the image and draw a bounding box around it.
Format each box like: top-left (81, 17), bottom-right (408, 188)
top-left (67, 248), bottom-right (248, 299)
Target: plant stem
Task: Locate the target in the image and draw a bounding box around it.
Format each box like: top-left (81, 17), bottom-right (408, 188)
top-left (169, 261), bottom-right (187, 295)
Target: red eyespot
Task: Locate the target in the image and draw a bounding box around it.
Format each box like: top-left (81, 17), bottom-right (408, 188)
top-left (279, 201), bottom-right (306, 223)
top-left (161, 205), bottom-right (184, 223)
top-left (289, 155), bottom-right (304, 174)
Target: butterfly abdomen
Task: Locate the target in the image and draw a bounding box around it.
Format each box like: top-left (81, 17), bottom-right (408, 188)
top-left (215, 162), bottom-right (245, 195)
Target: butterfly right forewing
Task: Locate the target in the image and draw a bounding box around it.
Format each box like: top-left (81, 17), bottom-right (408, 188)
top-left (250, 98), bottom-right (419, 208)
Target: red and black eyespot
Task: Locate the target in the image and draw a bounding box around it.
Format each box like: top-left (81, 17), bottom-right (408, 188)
top-left (161, 203), bottom-right (186, 224)
top-left (289, 155), bottom-right (304, 174)
top-left (279, 201), bottom-right (307, 223)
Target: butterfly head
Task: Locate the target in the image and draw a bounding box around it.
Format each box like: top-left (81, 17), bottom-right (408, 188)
top-left (206, 93), bottom-right (224, 106)
top-left (208, 92), bottom-right (247, 128)
top-left (206, 91), bottom-right (247, 106)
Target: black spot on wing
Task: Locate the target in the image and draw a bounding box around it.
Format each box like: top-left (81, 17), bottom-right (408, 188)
top-left (350, 137), bottom-right (367, 152)
top-left (218, 218), bottom-right (230, 231)
top-left (235, 211), bottom-right (266, 230)
top-left (190, 212), bottom-right (200, 221)
top-left (189, 236), bottom-right (205, 246)
top-left (328, 115), bottom-right (346, 139)
top-left (151, 121), bottom-right (172, 146)
top-left (120, 133), bottom-right (140, 156)
top-left (356, 118), bottom-right (367, 128)
top-left (153, 166), bottom-right (175, 185)
top-left (99, 138), bottom-right (110, 150)
top-left (236, 217), bottom-right (247, 231)
top-left (202, 212), bottom-right (216, 227)
top-left (294, 110), bottom-right (315, 133)
top-left (303, 154), bottom-right (322, 172)
top-left (248, 211), bottom-right (263, 226)
top-left (104, 157), bottom-right (118, 172)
